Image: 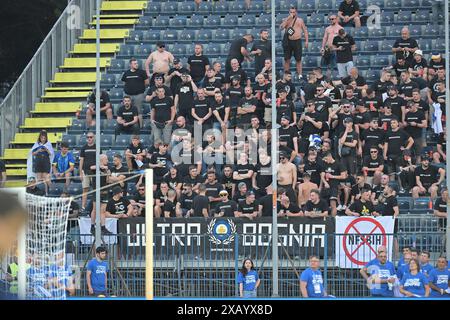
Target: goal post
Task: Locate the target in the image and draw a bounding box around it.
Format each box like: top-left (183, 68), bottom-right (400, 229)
top-left (145, 168), bottom-right (154, 300)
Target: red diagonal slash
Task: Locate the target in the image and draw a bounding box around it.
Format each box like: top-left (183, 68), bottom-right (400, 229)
top-left (349, 224), bottom-right (380, 257)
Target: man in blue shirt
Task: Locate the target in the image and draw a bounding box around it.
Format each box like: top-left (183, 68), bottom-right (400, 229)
top-left (419, 250), bottom-right (434, 278)
top-left (397, 252), bottom-right (412, 280)
top-left (360, 246), bottom-right (396, 297)
top-left (397, 246), bottom-right (411, 269)
top-left (86, 246), bottom-right (109, 296)
top-left (429, 256), bottom-right (450, 298)
top-left (300, 255), bottom-right (327, 298)
top-left (52, 142), bottom-right (75, 188)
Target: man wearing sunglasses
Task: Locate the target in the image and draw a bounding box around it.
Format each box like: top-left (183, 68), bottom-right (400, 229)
top-left (213, 190), bottom-right (238, 218)
top-left (362, 147), bottom-right (384, 186)
top-left (145, 41), bottom-right (174, 86)
top-left (321, 15), bottom-right (342, 79)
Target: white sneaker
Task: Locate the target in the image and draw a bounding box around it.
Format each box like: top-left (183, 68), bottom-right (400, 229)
top-left (341, 204), bottom-right (347, 210)
top-left (336, 204), bottom-right (343, 211)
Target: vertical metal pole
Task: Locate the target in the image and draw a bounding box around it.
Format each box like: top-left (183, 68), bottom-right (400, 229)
top-left (95, 0), bottom-right (101, 248)
top-left (445, 0), bottom-right (450, 261)
top-left (145, 169), bottom-right (154, 300)
top-left (234, 234), bottom-right (239, 297)
top-left (270, 0), bottom-right (279, 297)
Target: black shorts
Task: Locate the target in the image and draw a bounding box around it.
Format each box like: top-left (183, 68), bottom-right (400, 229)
top-left (298, 138), bottom-right (310, 155)
top-left (33, 155), bottom-right (51, 174)
top-left (321, 184), bottom-right (339, 201)
top-left (283, 38), bottom-right (303, 62)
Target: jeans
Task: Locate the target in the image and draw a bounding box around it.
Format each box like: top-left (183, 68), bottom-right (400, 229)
top-left (243, 290), bottom-right (257, 298)
top-left (129, 93), bottom-right (145, 115)
top-left (337, 61), bottom-right (354, 78)
top-left (150, 121), bottom-right (173, 145)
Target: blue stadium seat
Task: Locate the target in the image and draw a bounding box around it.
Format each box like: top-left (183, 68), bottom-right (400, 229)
top-left (408, 25), bottom-right (422, 38)
top-left (49, 183), bottom-right (65, 197)
top-left (62, 134), bottom-right (77, 148)
top-left (248, 0), bottom-right (265, 13)
top-left (421, 0), bottom-right (432, 6)
top-left (368, 28), bottom-right (386, 38)
top-left (380, 41), bottom-right (392, 52)
top-left (414, 9), bottom-right (431, 22)
top-left (304, 56), bottom-right (319, 68)
top-left (162, 30), bottom-right (178, 42)
top-left (139, 16), bottom-right (152, 28)
top-left (127, 183), bottom-right (137, 196)
top-left (172, 44), bottom-right (186, 56)
top-left (223, 14), bottom-right (239, 27)
top-left (154, 16), bottom-right (170, 28)
top-left (135, 44), bottom-right (152, 57)
top-left (179, 2), bottom-right (196, 15)
top-left (118, 44), bottom-right (135, 57)
top-left (143, 30), bottom-right (161, 42)
top-left (197, 29), bottom-right (212, 42)
top-left (396, 10), bottom-right (412, 23)
top-left (433, 39), bottom-right (445, 51)
top-left (385, 0), bottom-right (402, 8)
top-left (230, 29), bottom-right (247, 40)
top-left (229, 1), bottom-right (246, 13)
top-left (189, 15), bottom-right (204, 27)
top-left (371, 55), bottom-right (390, 67)
top-left (353, 27), bottom-right (369, 38)
top-left (240, 14), bottom-right (256, 26)
top-left (115, 135), bottom-right (132, 148)
top-left (213, 1), bottom-right (229, 14)
top-left (388, 25), bottom-right (403, 37)
top-left (307, 41), bottom-right (322, 53)
top-left (355, 55), bottom-right (371, 67)
top-left (317, 0), bottom-right (333, 11)
top-left (370, 0), bottom-right (385, 8)
top-left (365, 69), bottom-right (380, 82)
top-left (402, 0), bottom-right (420, 8)
top-left (130, 30), bottom-right (143, 42)
top-left (363, 40), bottom-right (379, 52)
top-left (179, 29), bottom-right (195, 41)
top-left (103, 120), bottom-right (117, 134)
top-left (300, 0), bottom-right (316, 11)
top-left (171, 16), bottom-right (187, 28)
top-left (109, 59), bottom-right (125, 72)
top-left (397, 197), bottom-right (412, 210)
top-left (205, 15), bottom-right (221, 28)
top-left (146, 2), bottom-right (161, 14)
top-left (196, 2), bottom-right (211, 14)
top-left (142, 119), bottom-right (153, 135)
top-left (99, 134), bottom-right (113, 147)
top-left (380, 11), bottom-right (395, 24)
top-left (67, 183), bottom-right (83, 196)
top-left (101, 74), bottom-right (117, 89)
top-left (423, 24), bottom-right (440, 37)
top-left (205, 43), bottom-right (220, 56)
top-left (68, 119), bottom-right (86, 134)
top-left (413, 198), bottom-right (432, 210)
top-left (308, 13), bottom-right (325, 25)
top-left (279, 0), bottom-right (298, 11)
top-left (214, 29), bottom-right (229, 41)
top-left (109, 87), bottom-right (124, 101)
top-left (161, 2), bottom-right (178, 14)
top-left (256, 14), bottom-right (271, 26)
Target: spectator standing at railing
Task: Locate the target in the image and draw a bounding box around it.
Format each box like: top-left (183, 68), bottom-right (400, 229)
top-left (238, 258), bottom-right (260, 299)
top-left (300, 255), bottom-right (327, 298)
top-left (428, 256), bottom-right (449, 297)
top-left (360, 247), bottom-right (396, 297)
top-left (399, 259), bottom-right (430, 298)
top-left (87, 246), bottom-right (109, 297)
top-left (122, 58), bottom-right (149, 128)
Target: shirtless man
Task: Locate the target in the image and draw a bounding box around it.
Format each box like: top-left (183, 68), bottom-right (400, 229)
top-left (321, 14), bottom-right (343, 78)
top-left (297, 173), bottom-right (319, 207)
top-left (280, 5), bottom-right (309, 79)
top-left (277, 151), bottom-right (297, 203)
top-left (145, 41), bottom-right (174, 86)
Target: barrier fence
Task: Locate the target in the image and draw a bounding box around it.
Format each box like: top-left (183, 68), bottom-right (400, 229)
top-left (0, 215), bottom-right (447, 298)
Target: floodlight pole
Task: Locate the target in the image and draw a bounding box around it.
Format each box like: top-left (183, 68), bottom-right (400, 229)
top-left (95, 0), bottom-right (101, 248)
top-left (271, 0), bottom-right (279, 297)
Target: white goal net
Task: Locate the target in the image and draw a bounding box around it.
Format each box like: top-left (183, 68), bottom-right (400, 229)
top-left (23, 193), bottom-right (72, 300)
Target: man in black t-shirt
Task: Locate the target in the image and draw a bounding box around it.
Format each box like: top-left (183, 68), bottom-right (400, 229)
top-left (362, 147), bottom-right (384, 186)
top-left (173, 72), bottom-right (197, 122)
top-left (225, 59), bottom-right (248, 88)
top-left (277, 193), bottom-right (303, 217)
top-left (205, 171), bottom-right (223, 208)
top-left (150, 87), bottom-right (176, 145)
top-left (105, 186), bottom-right (133, 219)
top-left (392, 27), bottom-right (418, 65)
top-left (167, 58), bottom-right (190, 94)
top-left (412, 156), bottom-right (445, 200)
top-left (187, 44), bottom-right (210, 86)
top-left (403, 101), bottom-right (427, 158)
top-left (130, 186), bottom-right (146, 217)
top-left (121, 58), bottom-right (149, 127)
top-left (191, 88), bottom-right (213, 131)
top-left (377, 183), bottom-right (399, 218)
top-left (145, 74), bottom-right (173, 102)
top-left (321, 152), bottom-right (348, 216)
top-left (110, 154), bottom-right (128, 195)
top-left (176, 183), bottom-right (196, 217)
top-left (163, 189), bottom-right (178, 218)
top-left (225, 34), bottom-right (254, 74)
top-left (392, 56), bottom-right (410, 78)
top-left (304, 189), bottom-right (328, 218)
top-left (237, 86), bottom-right (258, 128)
top-left (338, 0), bottom-right (361, 27)
top-left (251, 29), bottom-right (271, 75)
top-left (149, 142), bottom-right (171, 185)
top-left (79, 132), bottom-right (96, 211)
top-left (298, 101), bottom-right (323, 156)
top-left (237, 191), bottom-right (259, 220)
top-left (224, 76), bottom-right (244, 126)
top-left (86, 90), bottom-right (113, 127)
top-left (0, 159), bottom-right (6, 188)
top-left (192, 184), bottom-right (209, 218)
top-left (433, 188), bottom-right (448, 230)
top-left (346, 188), bottom-right (377, 217)
top-left (276, 88), bottom-right (296, 125)
top-left (233, 153), bottom-right (254, 191)
top-left (383, 86), bottom-right (406, 123)
top-left (213, 190), bottom-right (238, 218)
top-left (116, 96), bottom-right (140, 136)
top-left (171, 116), bottom-right (193, 148)
top-left (383, 118), bottom-right (414, 175)
top-left (125, 135), bottom-right (147, 171)
top-left (332, 28), bottom-right (356, 79)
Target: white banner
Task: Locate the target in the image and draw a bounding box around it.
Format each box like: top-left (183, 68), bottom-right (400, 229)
top-left (335, 216), bottom-right (395, 269)
top-left (78, 217), bottom-right (118, 245)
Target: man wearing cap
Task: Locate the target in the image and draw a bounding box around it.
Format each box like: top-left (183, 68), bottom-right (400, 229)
top-left (412, 156), bottom-right (445, 200)
top-left (214, 190), bottom-right (238, 218)
top-left (409, 50), bottom-right (428, 81)
top-left (105, 186), bottom-right (133, 219)
top-left (187, 43), bottom-right (210, 87)
top-left (331, 28), bottom-right (356, 79)
top-left (428, 53), bottom-right (446, 78)
top-left (237, 191), bottom-right (259, 220)
top-left (167, 58), bottom-right (190, 94)
top-left (392, 27), bottom-right (418, 66)
top-left (121, 58), bottom-right (149, 128)
top-left (277, 151), bottom-right (297, 204)
top-left (145, 41), bottom-right (174, 86)
top-left (225, 59), bottom-right (248, 89)
top-left (145, 73), bottom-right (173, 102)
top-left (26, 176), bottom-right (45, 196)
top-left (173, 72), bottom-right (198, 122)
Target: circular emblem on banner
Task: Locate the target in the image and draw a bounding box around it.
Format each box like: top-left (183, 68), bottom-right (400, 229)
top-left (342, 217), bottom-right (387, 266)
top-left (207, 219), bottom-right (236, 245)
